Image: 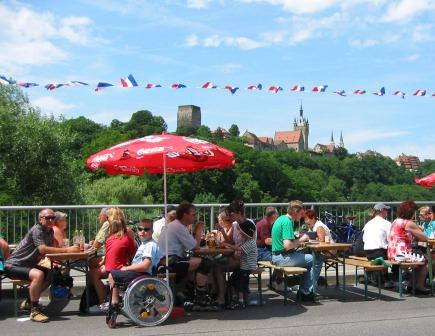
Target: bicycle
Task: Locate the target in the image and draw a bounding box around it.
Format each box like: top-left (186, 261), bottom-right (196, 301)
top-left (322, 211), bottom-right (361, 244)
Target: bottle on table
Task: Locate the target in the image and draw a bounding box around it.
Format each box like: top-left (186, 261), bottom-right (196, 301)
top-left (72, 230), bottom-right (80, 248)
top-left (79, 230), bottom-right (85, 251)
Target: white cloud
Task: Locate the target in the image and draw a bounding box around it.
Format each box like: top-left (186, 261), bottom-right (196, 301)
top-left (239, 0), bottom-right (341, 14)
top-left (0, 3), bottom-right (98, 71)
top-left (185, 34), bottom-right (199, 46)
top-left (344, 129), bottom-right (411, 147)
top-left (382, 0), bottom-right (435, 23)
top-left (412, 24), bottom-right (433, 42)
top-left (219, 63), bottom-right (242, 73)
top-left (32, 96), bottom-right (75, 117)
top-left (58, 16), bottom-right (95, 45)
top-left (184, 34), bottom-right (264, 49)
top-left (349, 33), bottom-right (401, 48)
top-left (402, 54), bottom-right (420, 62)
top-left (186, 0), bottom-right (213, 9)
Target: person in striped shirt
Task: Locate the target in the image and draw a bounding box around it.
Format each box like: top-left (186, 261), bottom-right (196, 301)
top-left (224, 200), bottom-right (257, 308)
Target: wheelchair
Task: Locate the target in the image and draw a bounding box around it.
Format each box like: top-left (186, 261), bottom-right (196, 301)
top-left (107, 274), bottom-right (174, 328)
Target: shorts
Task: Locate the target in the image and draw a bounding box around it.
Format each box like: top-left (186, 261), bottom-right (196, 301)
top-left (4, 264), bottom-right (49, 281)
top-left (110, 270), bottom-right (147, 285)
top-left (228, 268), bottom-right (251, 293)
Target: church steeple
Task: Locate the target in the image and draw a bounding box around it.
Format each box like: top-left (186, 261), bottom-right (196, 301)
top-left (339, 131), bottom-right (344, 148)
top-left (330, 131), bottom-right (335, 146)
top-left (293, 103), bottom-right (309, 151)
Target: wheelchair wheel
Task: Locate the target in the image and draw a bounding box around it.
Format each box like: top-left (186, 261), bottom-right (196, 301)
top-left (123, 276), bottom-right (173, 327)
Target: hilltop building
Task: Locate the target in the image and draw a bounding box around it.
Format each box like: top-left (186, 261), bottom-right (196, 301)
top-left (211, 127), bottom-right (231, 139)
top-left (312, 131), bottom-right (345, 155)
top-left (273, 104), bottom-right (309, 152)
top-left (177, 105), bottom-right (201, 128)
top-left (395, 154), bottom-right (421, 171)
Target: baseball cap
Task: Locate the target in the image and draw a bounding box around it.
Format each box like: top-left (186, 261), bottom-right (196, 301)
top-left (239, 220), bottom-right (256, 238)
top-left (373, 203), bottom-right (390, 211)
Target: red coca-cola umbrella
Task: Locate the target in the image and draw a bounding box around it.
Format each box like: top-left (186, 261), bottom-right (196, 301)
top-left (86, 133), bottom-right (234, 176)
top-left (86, 133), bottom-right (235, 280)
top-left (415, 172), bottom-right (435, 189)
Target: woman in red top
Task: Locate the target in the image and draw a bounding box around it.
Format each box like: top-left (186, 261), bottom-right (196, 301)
top-left (104, 219), bottom-right (137, 272)
top-left (89, 207), bottom-right (136, 312)
top-left (387, 200), bottom-right (430, 294)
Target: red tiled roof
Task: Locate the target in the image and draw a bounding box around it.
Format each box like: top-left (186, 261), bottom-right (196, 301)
top-left (258, 136), bottom-right (274, 144)
top-left (274, 130), bottom-right (302, 144)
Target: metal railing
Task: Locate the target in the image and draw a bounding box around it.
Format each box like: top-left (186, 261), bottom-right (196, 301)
top-left (1, 201), bottom-right (434, 244)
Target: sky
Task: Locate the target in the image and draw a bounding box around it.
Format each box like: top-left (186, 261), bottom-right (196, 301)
top-left (1, 0), bottom-right (435, 160)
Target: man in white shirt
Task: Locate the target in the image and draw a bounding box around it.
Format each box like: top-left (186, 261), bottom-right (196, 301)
top-left (363, 202), bottom-right (391, 260)
top-left (363, 203), bottom-right (394, 288)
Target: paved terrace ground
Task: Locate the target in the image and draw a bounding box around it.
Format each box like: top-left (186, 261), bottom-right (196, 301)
top-left (1, 272), bottom-right (435, 336)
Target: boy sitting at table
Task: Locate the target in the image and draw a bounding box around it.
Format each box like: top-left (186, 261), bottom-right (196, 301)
top-left (224, 219), bottom-right (257, 309)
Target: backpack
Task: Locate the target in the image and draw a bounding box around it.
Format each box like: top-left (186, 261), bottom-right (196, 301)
top-left (351, 230), bottom-right (366, 257)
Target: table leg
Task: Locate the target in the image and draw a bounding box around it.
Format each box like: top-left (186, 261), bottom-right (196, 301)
top-left (427, 245), bottom-right (433, 295)
top-left (85, 263), bottom-right (90, 313)
top-left (364, 270), bottom-right (368, 300)
top-left (398, 267), bottom-right (403, 297)
top-left (342, 254), bottom-right (346, 300)
top-left (312, 252), bottom-right (318, 296)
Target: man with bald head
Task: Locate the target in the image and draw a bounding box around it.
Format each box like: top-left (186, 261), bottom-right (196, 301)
top-left (5, 208), bottom-right (79, 323)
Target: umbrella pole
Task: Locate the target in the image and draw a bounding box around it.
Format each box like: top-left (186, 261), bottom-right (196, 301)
top-left (164, 152), bottom-right (169, 284)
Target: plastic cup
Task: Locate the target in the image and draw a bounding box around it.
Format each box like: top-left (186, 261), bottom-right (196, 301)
top-left (324, 236), bottom-right (330, 243)
top-left (63, 238), bottom-right (70, 247)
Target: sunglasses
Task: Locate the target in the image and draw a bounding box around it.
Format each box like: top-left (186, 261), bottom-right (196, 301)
top-left (138, 227), bottom-right (152, 232)
top-left (41, 216), bottom-right (56, 220)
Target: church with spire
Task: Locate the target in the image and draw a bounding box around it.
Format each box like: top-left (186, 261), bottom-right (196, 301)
top-left (312, 130), bottom-right (345, 155)
top-left (241, 104), bottom-right (345, 153)
top-left (273, 104), bottom-right (309, 152)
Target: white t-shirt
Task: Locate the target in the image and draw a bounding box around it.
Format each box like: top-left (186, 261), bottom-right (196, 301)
top-left (158, 219), bottom-right (197, 257)
top-left (363, 216), bottom-right (391, 250)
top-left (152, 217), bottom-right (166, 242)
top-left (131, 239), bottom-right (161, 274)
top-left (312, 220), bottom-right (331, 236)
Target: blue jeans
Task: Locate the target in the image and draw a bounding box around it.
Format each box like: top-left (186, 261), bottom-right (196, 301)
top-left (257, 247), bottom-right (272, 261)
top-left (272, 251), bottom-right (322, 294)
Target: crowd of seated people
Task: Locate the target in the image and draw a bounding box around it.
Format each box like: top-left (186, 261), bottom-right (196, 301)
top-left (2, 198), bottom-right (435, 326)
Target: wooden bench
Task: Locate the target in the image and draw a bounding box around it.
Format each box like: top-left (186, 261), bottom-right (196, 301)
top-left (257, 261), bottom-right (307, 305)
top-left (387, 260), bottom-right (425, 297)
top-left (347, 255), bottom-right (426, 298)
top-left (10, 279), bottom-right (30, 316)
top-left (341, 257), bottom-right (385, 300)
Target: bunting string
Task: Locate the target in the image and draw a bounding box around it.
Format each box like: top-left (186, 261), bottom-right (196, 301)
top-left (1, 74), bottom-right (434, 98)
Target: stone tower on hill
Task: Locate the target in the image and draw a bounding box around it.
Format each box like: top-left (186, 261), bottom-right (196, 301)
top-left (177, 105), bottom-right (201, 129)
top-left (293, 104), bottom-right (309, 151)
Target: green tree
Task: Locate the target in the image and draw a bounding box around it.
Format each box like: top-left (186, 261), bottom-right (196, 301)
top-left (0, 85), bottom-right (81, 205)
top-left (83, 175), bottom-right (153, 204)
top-left (124, 110), bottom-right (167, 137)
top-left (176, 124), bottom-right (198, 136)
top-left (229, 124), bottom-right (240, 137)
top-left (62, 116), bottom-right (104, 154)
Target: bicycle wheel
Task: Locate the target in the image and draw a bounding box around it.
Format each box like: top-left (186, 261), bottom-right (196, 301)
top-left (123, 276), bottom-right (173, 327)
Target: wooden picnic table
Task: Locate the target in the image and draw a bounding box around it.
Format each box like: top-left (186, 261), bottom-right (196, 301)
top-left (193, 247), bottom-right (235, 257)
top-left (303, 242), bottom-right (352, 299)
top-left (46, 248), bottom-right (98, 313)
